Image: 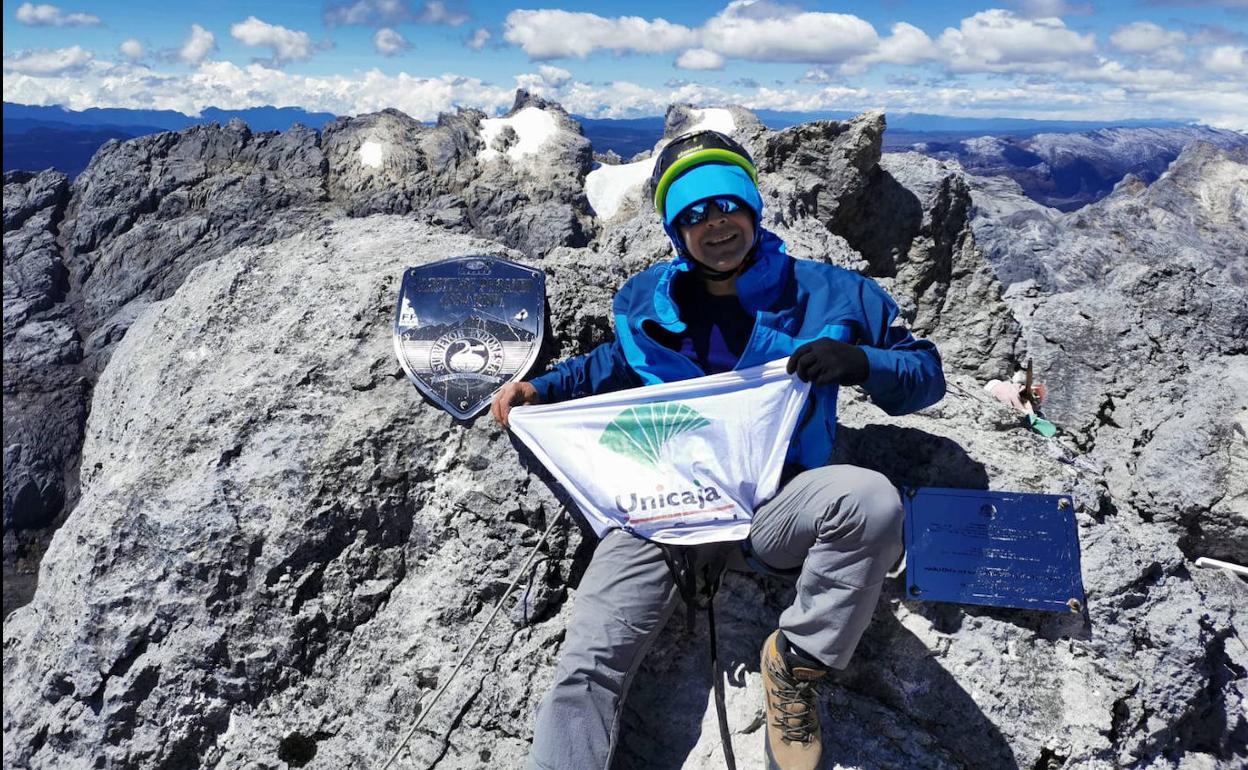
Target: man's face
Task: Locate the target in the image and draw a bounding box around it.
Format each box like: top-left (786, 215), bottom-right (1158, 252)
top-left (678, 200), bottom-right (756, 274)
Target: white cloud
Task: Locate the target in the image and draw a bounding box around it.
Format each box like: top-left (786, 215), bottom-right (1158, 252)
top-left (537, 64), bottom-right (571, 85)
top-left (1, 59), bottom-right (515, 120)
top-left (420, 1), bottom-right (469, 26)
top-left (938, 9), bottom-right (1097, 72)
top-left (4, 44), bottom-right (1244, 131)
top-left (325, 0), bottom-right (406, 26)
top-left (504, 10), bottom-right (698, 59)
top-left (2, 45), bottom-right (92, 75)
top-left (841, 22), bottom-right (940, 74)
top-left (504, 3), bottom-right (880, 65)
top-left (513, 64), bottom-right (573, 96)
top-left (324, 0), bottom-right (468, 27)
top-left (1110, 21), bottom-right (1187, 52)
top-left (1204, 45), bottom-right (1246, 73)
top-left (373, 27), bottom-right (411, 56)
top-left (676, 48), bottom-right (726, 70)
top-left (180, 24), bottom-right (216, 65)
top-left (231, 17), bottom-right (314, 64)
top-left (15, 2), bottom-right (100, 27)
top-left (119, 39), bottom-right (144, 60)
top-left (700, 1), bottom-right (878, 63)
top-left (799, 67), bottom-right (840, 84)
top-left (466, 27), bottom-right (491, 51)
top-left (1073, 58), bottom-right (1194, 89)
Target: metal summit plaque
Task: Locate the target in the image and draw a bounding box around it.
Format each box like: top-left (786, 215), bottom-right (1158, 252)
top-left (903, 487), bottom-right (1086, 613)
top-left (393, 256), bottom-right (544, 420)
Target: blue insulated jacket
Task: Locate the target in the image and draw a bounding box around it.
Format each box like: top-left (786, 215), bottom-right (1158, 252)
top-left (529, 228), bottom-right (946, 469)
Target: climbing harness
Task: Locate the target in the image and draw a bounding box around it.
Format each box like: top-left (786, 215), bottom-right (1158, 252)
top-left (659, 545), bottom-right (738, 770)
top-left (378, 511), bottom-right (564, 770)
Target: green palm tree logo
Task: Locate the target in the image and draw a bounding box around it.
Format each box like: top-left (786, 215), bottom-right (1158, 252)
top-left (599, 402), bottom-right (711, 469)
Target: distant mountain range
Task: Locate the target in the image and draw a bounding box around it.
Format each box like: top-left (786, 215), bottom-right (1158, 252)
top-left (3, 103), bottom-right (336, 133)
top-left (911, 127), bottom-right (1248, 210)
top-left (576, 111), bottom-right (1198, 159)
top-left (3, 103), bottom-right (336, 178)
top-left (5, 101), bottom-right (1243, 213)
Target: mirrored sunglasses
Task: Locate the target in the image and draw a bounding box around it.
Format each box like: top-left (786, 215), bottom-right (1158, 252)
top-left (674, 198), bottom-right (743, 228)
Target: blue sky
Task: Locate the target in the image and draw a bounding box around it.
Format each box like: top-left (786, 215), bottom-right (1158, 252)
top-left (3, 1), bottom-right (1246, 127)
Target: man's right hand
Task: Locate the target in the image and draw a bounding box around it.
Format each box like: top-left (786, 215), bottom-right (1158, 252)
top-left (491, 382), bottom-right (542, 428)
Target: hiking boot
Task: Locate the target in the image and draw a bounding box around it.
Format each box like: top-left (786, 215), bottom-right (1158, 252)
top-left (760, 630), bottom-right (826, 770)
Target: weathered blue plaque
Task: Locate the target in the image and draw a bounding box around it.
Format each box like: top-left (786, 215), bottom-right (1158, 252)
top-left (393, 256), bottom-right (544, 420)
top-left (903, 487), bottom-right (1085, 613)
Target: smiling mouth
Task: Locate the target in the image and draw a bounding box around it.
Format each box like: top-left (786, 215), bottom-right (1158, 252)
top-left (705, 233), bottom-right (737, 247)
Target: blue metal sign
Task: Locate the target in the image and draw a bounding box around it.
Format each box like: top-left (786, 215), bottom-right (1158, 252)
top-left (903, 487), bottom-right (1085, 613)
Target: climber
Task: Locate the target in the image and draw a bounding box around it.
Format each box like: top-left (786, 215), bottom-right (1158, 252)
top-left (491, 129), bottom-right (945, 770)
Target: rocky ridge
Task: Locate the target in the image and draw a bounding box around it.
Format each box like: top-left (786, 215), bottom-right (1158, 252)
top-left (913, 125), bottom-right (1248, 211)
top-left (3, 96), bottom-right (1245, 769)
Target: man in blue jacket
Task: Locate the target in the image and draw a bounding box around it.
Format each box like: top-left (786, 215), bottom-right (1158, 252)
top-left (492, 130), bottom-right (944, 770)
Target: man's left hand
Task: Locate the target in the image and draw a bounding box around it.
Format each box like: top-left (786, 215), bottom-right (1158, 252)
top-left (787, 338), bottom-right (869, 386)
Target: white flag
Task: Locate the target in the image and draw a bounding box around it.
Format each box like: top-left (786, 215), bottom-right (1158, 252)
top-left (509, 359), bottom-right (811, 545)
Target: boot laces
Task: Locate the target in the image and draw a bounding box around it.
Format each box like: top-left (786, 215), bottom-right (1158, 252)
top-left (765, 654), bottom-right (820, 744)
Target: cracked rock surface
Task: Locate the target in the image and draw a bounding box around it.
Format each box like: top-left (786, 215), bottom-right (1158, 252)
top-left (3, 98), bottom-right (1245, 770)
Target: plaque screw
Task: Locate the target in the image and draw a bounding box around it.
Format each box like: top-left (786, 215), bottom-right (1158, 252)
top-left (909, 585), bottom-right (922, 596)
top-left (1066, 598), bottom-right (1082, 613)
top-left (1059, 498), bottom-right (1071, 509)
top-left (906, 487), bottom-right (917, 499)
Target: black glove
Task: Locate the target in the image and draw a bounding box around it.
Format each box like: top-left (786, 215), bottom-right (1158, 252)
top-left (787, 338), bottom-right (869, 386)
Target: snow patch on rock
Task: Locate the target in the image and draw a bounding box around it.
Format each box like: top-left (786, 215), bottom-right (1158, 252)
top-left (478, 107), bottom-right (559, 162)
top-left (358, 140), bottom-right (384, 169)
top-left (687, 107), bottom-right (736, 135)
top-left (585, 158), bottom-right (653, 220)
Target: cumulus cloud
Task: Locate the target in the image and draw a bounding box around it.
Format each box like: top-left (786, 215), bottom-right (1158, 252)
top-left (1073, 59), bottom-right (1194, 89)
top-left (418, 0), bottom-right (469, 26)
top-left (537, 64), bottom-right (571, 85)
top-left (700, 1), bottom-right (878, 63)
top-left (119, 39), bottom-right (144, 60)
top-left (15, 2), bottom-right (100, 27)
top-left (324, 0), bottom-right (468, 28)
top-left (5, 36), bottom-right (1243, 130)
top-left (676, 48), bottom-right (726, 70)
top-left (2, 59), bottom-right (515, 120)
top-left (504, 10), bottom-right (697, 59)
top-left (799, 67), bottom-right (839, 84)
top-left (504, 3), bottom-right (880, 65)
top-left (1110, 21), bottom-right (1187, 51)
top-left (2, 45), bottom-right (93, 74)
top-left (1204, 44), bottom-right (1246, 73)
top-left (231, 17), bottom-right (315, 64)
top-left (938, 9), bottom-right (1096, 72)
top-left (841, 22), bottom-right (940, 74)
top-left (373, 27), bottom-right (411, 55)
top-left (180, 24), bottom-right (216, 65)
top-left (465, 27), bottom-right (491, 51)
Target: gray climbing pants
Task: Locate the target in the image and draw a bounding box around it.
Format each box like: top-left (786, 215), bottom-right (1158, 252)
top-left (526, 464), bottom-right (905, 770)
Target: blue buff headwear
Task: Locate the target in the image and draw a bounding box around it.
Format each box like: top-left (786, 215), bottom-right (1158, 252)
top-left (650, 130), bottom-right (764, 271)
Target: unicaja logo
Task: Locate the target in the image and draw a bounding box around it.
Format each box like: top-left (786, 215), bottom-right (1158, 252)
top-left (599, 402), bottom-right (711, 469)
top-left (599, 402), bottom-right (735, 524)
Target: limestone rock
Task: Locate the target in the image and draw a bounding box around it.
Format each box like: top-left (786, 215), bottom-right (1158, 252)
top-left (323, 91), bottom-right (595, 257)
top-left (2, 97), bottom-right (1244, 770)
top-left (65, 120), bottom-right (329, 332)
top-left (3, 170), bottom-right (71, 328)
top-left (2, 170), bottom-right (84, 555)
top-left (967, 143), bottom-right (1248, 565)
